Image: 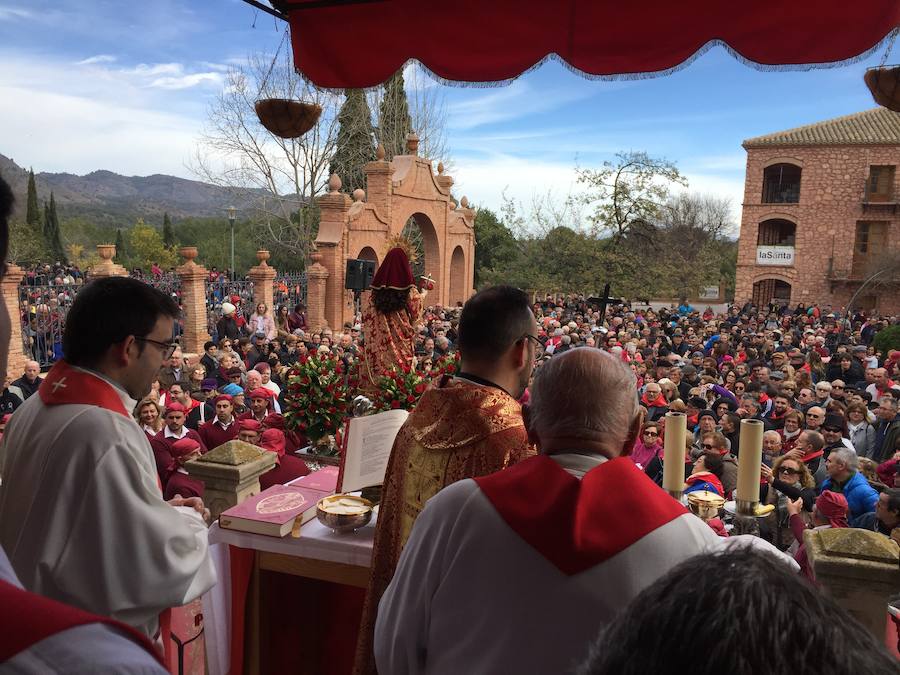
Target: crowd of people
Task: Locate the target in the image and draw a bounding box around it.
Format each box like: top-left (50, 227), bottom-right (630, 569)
top-left (0, 165), bottom-right (898, 674)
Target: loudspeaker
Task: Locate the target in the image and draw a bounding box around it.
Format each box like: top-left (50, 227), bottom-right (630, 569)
top-left (345, 258), bottom-right (376, 291)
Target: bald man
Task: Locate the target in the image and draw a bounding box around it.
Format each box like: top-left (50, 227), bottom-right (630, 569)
top-left (12, 360), bottom-right (43, 400)
top-left (376, 349), bottom-right (728, 674)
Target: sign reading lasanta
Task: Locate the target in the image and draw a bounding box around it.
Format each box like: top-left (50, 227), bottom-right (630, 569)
top-left (756, 245), bottom-right (795, 266)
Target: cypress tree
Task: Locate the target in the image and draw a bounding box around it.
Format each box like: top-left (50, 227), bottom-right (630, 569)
top-left (25, 169), bottom-right (40, 228)
top-left (330, 89), bottom-right (376, 194)
top-left (162, 212), bottom-right (175, 247)
top-left (114, 228), bottom-right (127, 259)
top-left (43, 193), bottom-right (66, 262)
top-left (378, 71), bottom-right (413, 160)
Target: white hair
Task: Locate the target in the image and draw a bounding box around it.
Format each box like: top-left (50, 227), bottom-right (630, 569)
top-left (830, 447), bottom-right (858, 471)
top-left (529, 349), bottom-right (639, 447)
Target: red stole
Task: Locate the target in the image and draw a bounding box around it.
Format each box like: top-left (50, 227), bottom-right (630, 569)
top-left (475, 455), bottom-right (687, 575)
top-left (0, 578), bottom-right (165, 666)
top-left (37, 360), bottom-right (173, 662)
top-left (39, 360), bottom-right (130, 418)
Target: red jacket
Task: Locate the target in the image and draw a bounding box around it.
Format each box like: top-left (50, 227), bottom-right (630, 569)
top-left (198, 418), bottom-right (239, 451)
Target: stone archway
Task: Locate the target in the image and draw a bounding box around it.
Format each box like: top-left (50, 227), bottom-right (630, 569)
top-left (311, 135), bottom-right (475, 330)
top-left (752, 278), bottom-right (792, 307)
top-left (400, 212), bottom-right (441, 297)
top-left (449, 245), bottom-right (466, 306)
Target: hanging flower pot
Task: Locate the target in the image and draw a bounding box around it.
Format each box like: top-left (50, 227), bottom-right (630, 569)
top-left (864, 65), bottom-right (900, 112)
top-left (255, 98), bottom-right (322, 138)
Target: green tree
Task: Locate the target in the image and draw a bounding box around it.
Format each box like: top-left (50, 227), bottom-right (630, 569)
top-left (162, 212), bottom-right (175, 247)
top-left (8, 219), bottom-right (46, 264)
top-left (377, 70), bottom-right (412, 159)
top-left (25, 169), bottom-right (40, 228)
top-left (576, 151), bottom-right (686, 247)
top-left (114, 228), bottom-right (127, 260)
top-left (330, 89), bottom-right (376, 194)
top-left (42, 193), bottom-right (66, 262)
top-left (473, 208), bottom-right (517, 288)
top-left (126, 219), bottom-right (179, 271)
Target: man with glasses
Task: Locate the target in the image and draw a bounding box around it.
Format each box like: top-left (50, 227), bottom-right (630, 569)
top-left (157, 345), bottom-right (190, 392)
top-left (804, 406), bottom-right (826, 433)
top-left (0, 276), bottom-right (216, 643)
top-left (699, 431), bottom-right (738, 496)
top-left (357, 285), bottom-right (535, 675)
top-left (814, 381), bottom-right (832, 406)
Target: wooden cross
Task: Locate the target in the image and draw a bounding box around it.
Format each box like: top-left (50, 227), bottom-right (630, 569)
top-left (587, 283), bottom-right (619, 327)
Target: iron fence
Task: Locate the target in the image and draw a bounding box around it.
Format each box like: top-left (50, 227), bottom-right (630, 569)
top-left (274, 272), bottom-right (307, 311)
top-left (18, 284), bottom-right (80, 368)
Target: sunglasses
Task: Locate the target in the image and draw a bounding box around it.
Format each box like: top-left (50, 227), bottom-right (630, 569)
top-left (702, 443), bottom-right (715, 450)
top-left (823, 427), bottom-right (842, 433)
top-left (643, 431), bottom-right (659, 437)
top-left (778, 467), bottom-right (800, 476)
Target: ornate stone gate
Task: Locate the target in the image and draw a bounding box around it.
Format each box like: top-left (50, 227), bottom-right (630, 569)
top-left (306, 134), bottom-right (476, 330)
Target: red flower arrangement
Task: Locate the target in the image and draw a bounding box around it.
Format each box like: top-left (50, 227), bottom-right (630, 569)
top-left (283, 352), bottom-right (351, 450)
top-left (429, 351), bottom-right (460, 379)
top-left (374, 363), bottom-right (429, 412)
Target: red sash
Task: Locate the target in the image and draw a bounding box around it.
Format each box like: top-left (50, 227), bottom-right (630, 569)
top-left (0, 578), bottom-right (165, 666)
top-left (802, 449), bottom-right (824, 463)
top-left (38, 360), bottom-right (174, 666)
top-left (475, 455), bottom-right (687, 575)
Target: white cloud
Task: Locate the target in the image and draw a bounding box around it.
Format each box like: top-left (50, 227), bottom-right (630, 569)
top-left (446, 80), bottom-right (593, 130)
top-left (0, 5), bottom-right (31, 20)
top-left (75, 54), bottom-right (117, 66)
top-left (149, 72), bottom-right (223, 90)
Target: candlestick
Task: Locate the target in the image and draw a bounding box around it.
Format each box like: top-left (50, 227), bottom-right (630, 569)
top-left (735, 418), bottom-right (764, 515)
top-left (662, 412), bottom-right (687, 500)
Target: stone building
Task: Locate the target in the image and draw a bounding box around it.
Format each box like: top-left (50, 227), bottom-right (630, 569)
top-left (735, 108), bottom-right (900, 314)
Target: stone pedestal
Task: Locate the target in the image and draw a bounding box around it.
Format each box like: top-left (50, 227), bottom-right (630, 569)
top-left (3, 263), bottom-right (28, 381)
top-left (90, 244), bottom-right (128, 277)
top-left (248, 250), bottom-right (276, 314)
top-left (175, 247), bottom-right (210, 356)
top-left (185, 440), bottom-right (276, 521)
top-left (305, 251), bottom-right (330, 332)
top-left (315, 174), bottom-right (352, 330)
top-left (806, 527), bottom-right (900, 638)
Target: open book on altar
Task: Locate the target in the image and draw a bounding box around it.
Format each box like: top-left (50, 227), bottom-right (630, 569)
top-left (219, 467), bottom-right (340, 537)
top-left (337, 408), bottom-right (410, 493)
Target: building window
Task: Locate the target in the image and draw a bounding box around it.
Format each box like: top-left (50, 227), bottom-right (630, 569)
top-left (762, 164), bottom-right (801, 204)
top-left (756, 219), bottom-right (796, 246)
top-left (852, 221), bottom-right (889, 277)
top-left (866, 165), bottom-right (895, 202)
top-left (752, 279), bottom-right (792, 307)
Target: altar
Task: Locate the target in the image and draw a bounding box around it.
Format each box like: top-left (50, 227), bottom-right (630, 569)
top-left (204, 516), bottom-right (375, 675)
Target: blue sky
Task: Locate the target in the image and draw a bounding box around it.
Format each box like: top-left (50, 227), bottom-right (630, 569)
top-left (0, 0), bottom-right (894, 230)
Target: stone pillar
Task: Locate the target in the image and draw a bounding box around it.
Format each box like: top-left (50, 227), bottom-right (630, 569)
top-left (363, 145), bottom-right (392, 222)
top-left (315, 174), bottom-right (351, 331)
top-left (175, 246), bottom-right (210, 356)
top-left (248, 250), bottom-right (276, 314)
top-left (3, 264), bottom-right (29, 381)
top-left (185, 440), bottom-right (277, 521)
top-left (90, 244), bottom-right (128, 278)
top-left (806, 527), bottom-right (900, 639)
top-left (305, 251), bottom-right (330, 331)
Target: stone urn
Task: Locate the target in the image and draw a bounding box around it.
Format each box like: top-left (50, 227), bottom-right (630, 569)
top-left (179, 246), bottom-right (199, 264)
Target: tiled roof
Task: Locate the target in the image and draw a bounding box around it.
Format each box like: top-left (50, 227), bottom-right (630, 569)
top-left (743, 108), bottom-right (900, 147)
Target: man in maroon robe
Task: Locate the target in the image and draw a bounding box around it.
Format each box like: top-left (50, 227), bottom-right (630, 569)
top-left (259, 428), bottom-right (310, 489)
top-left (198, 395), bottom-right (239, 450)
top-left (237, 418), bottom-right (262, 445)
top-left (150, 403), bottom-right (206, 485)
top-left (238, 388), bottom-right (271, 424)
top-left (163, 438), bottom-right (205, 500)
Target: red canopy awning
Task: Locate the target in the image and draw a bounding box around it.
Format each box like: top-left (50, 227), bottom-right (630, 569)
top-left (286, 1), bottom-right (900, 88)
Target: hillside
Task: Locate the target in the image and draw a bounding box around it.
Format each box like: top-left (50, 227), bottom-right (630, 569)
top-left (0, 153), bottom-right (262, 226)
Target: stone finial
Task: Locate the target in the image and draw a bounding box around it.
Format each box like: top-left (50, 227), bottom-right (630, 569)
top-left (256, 250), bottom-right (271, 267)
top-left (449, 200), bottom-right (457, 209)
top-left (309, 250), bottom-right (323, 265)
top-left (406, 132), bottom-right (419, 155)
top-left (97, 244), bottom-right (116, 262)
top-left (376, 144), bottom-right (386, 161)
top-left (179, 246), bottom-right (198, 266)
top-left (460, 196), bottom-right (469, 209)
top-left (437, 162), bottom-right (444, 175)
top-left (352, 188), bottom-right (366, 202)
top-left (328, 173), bottom-right (342, 193)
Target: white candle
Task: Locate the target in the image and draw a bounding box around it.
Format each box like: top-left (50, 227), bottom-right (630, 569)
top-left (662, 412), bottom-right (687, 497)
top-left (736, 418), bottom-right (764, 512)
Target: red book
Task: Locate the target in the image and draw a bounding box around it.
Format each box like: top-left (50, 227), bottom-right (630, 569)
top-left (219, 484), bottom-right (324, 537)
top-left (288, 465), bottom-right (339, 493)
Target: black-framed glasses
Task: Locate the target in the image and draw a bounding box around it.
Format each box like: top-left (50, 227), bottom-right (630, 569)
top-left (134, 337), bottom-right (178, 359)
top-left (643, 431), bottom-right (659, 437)
top-left (521, 334), bottom-right (542, 349)
top-left (702, 443), bottom-right (715, 450)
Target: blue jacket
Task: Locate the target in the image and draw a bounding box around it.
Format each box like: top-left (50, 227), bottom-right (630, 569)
top-left (820, 471), bottom-right (878, 526)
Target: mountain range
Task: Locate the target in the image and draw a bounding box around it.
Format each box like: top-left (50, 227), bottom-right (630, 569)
top-left (0, 153), bottom-right (260, 226)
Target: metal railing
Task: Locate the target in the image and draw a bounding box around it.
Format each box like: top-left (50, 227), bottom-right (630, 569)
top-left (18, 284), bottom-right (80, 368)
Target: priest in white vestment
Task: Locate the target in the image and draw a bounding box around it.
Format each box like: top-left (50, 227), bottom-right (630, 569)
top-left (375, 349), bottom-right (794, 675)
top-left (0, 278), bottom-right (216, 641)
